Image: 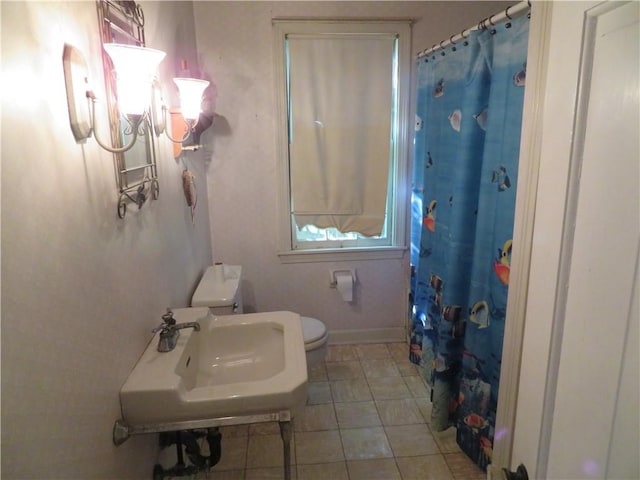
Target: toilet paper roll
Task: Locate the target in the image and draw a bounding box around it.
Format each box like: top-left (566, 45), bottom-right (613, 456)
top-left (213, 262), bottom-right (225, 282)
top-left (336, 273), bottom-right (353, 302)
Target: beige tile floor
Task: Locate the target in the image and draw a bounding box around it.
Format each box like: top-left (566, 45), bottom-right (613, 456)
top-left (193, 343), bottom-right (485, 480)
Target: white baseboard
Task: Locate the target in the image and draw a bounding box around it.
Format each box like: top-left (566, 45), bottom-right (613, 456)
top-left (328, 327), bottom-right (406, 345)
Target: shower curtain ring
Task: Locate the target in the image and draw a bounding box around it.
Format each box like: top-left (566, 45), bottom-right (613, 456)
top-left (505, 6), bottom-right (513, 20)
top-left (487, 15), bottom-right (497, 35)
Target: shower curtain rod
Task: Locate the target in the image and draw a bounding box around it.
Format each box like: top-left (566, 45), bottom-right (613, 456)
top-left (416, 0), bottom-right (530, 58)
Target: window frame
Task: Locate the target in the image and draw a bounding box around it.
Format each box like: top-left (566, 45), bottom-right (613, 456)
top-left (273, 20), bottom-right (412, 263)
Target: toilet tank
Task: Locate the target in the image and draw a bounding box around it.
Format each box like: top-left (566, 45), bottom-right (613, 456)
top-left (191, 264), bottom-right (243, 315)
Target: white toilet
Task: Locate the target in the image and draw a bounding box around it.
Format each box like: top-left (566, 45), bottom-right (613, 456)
top-left (191, 263), bottom-right (328, 371)
top-left (299, 316), bottom-right (329, 369)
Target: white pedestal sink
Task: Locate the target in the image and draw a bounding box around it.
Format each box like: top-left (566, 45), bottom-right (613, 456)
top-left (114, 308), bottom-right (307, 480)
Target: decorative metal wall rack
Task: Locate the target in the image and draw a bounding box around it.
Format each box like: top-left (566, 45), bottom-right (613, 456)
top-left (97, 0), bottom-right (160, 218)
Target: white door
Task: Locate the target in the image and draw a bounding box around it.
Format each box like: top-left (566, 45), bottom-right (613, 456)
top-left (507, 1), bottom-right (639, 479)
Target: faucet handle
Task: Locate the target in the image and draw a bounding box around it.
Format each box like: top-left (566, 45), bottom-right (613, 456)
top-left (161, 308), bottom-right (176, 326)
top-left (151, 324), bottom-right (166, 334)
top-left (152, 308), bottom-right (176, 333)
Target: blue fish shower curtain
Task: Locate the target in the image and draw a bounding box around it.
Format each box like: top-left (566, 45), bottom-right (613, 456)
top-left (410, 15), bottom-right (529, 469)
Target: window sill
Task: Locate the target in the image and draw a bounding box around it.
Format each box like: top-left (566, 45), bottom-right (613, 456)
top-left (277, 246), bottom-right (407, 263)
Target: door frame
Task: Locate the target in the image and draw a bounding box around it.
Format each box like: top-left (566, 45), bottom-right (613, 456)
top-left (492, 0), bottom-right (639, 476)
top-left (490, 0), bottom-right (554, 472)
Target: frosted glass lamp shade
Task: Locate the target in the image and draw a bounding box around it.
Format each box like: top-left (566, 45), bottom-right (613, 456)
top-left (173, 78), bottom-right (210, 121)
top-left (104, 43), bottom-right (166, 115)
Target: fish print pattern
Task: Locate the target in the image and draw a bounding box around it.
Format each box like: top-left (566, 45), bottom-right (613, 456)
top-left (410, 14), bottom-right (529, 471)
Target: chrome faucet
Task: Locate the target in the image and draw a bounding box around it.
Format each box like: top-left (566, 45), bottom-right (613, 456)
top-left (152, 309), bottom-right (201, 352)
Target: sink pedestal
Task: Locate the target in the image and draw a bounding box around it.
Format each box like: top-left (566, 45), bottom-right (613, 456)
top-left (114, 410), bottom-right (295, 480)
top-left (115, 309), bottom-right (307, 480)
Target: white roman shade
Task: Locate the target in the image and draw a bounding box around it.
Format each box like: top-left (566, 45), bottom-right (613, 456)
top-left (287, 33), bottom-right (396, 237)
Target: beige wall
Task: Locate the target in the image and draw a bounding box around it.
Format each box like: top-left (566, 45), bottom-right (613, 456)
top-left (1, 1), bottom-right (212, 477)
top-left (192, 1), bottom-right (510, 336)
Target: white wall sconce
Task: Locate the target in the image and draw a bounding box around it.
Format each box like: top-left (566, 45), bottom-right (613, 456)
top-left (104, 43), bottom-right (166, 117)
top-left (63, 43), bottom-right (166, 151)
top-left (63, 43), bottom-right (210, 154)
top-left (65, 0), bottom-right (215, 219)
top-left (94, 43), bottom-right (165, 153)
top-left (173, 78), bottom-right (210, 122)
top-left (63, 37), bottom-right (212, 219)
top-left (163, 78), bottom-right (211, 157)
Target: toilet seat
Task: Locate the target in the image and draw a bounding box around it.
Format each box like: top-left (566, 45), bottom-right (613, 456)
top-left (301, 316), bottom-right (328, 351)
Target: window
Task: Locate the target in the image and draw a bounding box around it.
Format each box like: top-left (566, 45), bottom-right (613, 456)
top-left (273, 21), bottom-right (411, 262)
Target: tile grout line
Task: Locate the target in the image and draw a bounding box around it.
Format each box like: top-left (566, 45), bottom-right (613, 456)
top-left (201, 343), bottom-right (482, 479)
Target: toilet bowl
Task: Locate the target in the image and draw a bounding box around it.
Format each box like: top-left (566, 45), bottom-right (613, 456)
top-left (300, 316), bottom-right (329, 370)
top-left (191, 264), bottom-right (328, 372)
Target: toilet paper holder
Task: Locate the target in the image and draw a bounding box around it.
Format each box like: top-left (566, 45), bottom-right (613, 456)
top-left (329, 269), bottom-right (356, 287)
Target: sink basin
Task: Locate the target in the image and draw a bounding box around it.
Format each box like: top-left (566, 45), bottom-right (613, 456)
top-left (120, 308), bottom-right (308, 426)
